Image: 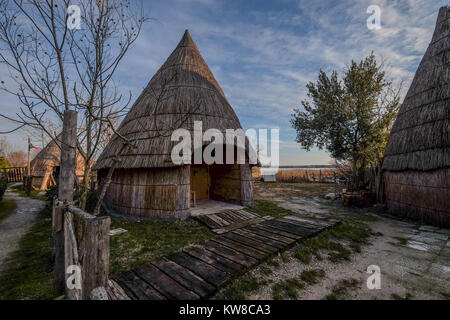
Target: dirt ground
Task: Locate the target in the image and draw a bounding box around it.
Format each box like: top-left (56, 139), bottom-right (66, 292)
top-left (0, 186), bottom-right (46, 273)
top-left (245, 182), bottom-right (450, 300)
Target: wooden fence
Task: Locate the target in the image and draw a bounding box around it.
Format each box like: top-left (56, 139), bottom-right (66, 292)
top-left (52, 200), bottom-right (111, 300)
top-left (1, 167), bottom-right (26, 182)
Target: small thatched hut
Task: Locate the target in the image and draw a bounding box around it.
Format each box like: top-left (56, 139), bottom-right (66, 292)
top-left (94, 30), bottom-right (254, 220)
top-left (30, 134), bottom-right (84, 190)
top-left (382, 6), bottom-right (450, 228)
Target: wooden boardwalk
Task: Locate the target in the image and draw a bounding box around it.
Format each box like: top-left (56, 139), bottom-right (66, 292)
top-left (194, 208), bottom-right (273, 234)
top-left (112, 210), bottom-right (336, 300)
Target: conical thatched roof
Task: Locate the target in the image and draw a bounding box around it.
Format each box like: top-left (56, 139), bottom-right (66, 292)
top-left (95, 30), bottom-right (243, 170)
top-left (382, 7), bottom-right (450, 172)
top-left (30, 134), bottom-right (63, 176)
top-left (30, 134), bottom-right (84, 177)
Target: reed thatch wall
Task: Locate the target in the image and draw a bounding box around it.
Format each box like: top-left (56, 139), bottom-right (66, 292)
top-left (30, 134), bottom-right (84, 190)
top-left (382, 6), bottom-right (450, 227)
top-left (94, 30), bottom-right (254, 219)
top-left (98, 167), bottom-right (190, 220)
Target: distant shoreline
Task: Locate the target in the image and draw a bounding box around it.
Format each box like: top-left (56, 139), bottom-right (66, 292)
top-left (262, 165), bottom-right (336, 169)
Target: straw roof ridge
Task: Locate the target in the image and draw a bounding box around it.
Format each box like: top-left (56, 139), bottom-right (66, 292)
top-left (382, 6), bottom-right (450, 172)
top-left (95, 30), bottom-right (244, 170)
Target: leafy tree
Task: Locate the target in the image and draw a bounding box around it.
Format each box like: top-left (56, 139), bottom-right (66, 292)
top-left (290, 53), bottom-right (401, 189)
top-left (0, 156), bottom-right (8, 170)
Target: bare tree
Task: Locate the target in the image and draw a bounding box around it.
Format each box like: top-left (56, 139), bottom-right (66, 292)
top-left (0, 137), bottom-right (12, 157)
top-left (7, 150), bottom-right (27, 166)
top-left (0, 0), bottom-right (146, 209)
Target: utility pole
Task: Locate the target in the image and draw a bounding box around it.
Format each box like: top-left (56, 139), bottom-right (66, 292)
top-left (27, 133), bottom-right (31, 177)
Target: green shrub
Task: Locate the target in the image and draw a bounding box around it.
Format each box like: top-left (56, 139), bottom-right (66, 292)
top-left (45, 184), bottom-right (58, 200)
top-left (0, 156), bottom-right (9, 170)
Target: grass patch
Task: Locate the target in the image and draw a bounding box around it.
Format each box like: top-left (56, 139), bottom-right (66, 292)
top-left (9, 184), bottom-right (46, 200)
top-left (259, 265), bottom-right (273, 275)
top-left (0, 198), bottom-right (16, 223)
top-left (280, 252), bottom-right (290, 263)
top-left (300, 269), bottom-right (325, 284)
top-left (0, 205), bottom-right (54, 300)
top-left (392, 236), bottom-right (409, 246)
top-left (272, 278), bottom-right (304, 300)
top-left (247, 200), bottom-right (294, 218)
top-left (215, 274), bottom-right (267, 300)
top-left (267, 258), bottom-right (280, 268)
top-left (294, 219), bottom-right (372, 264)
top-left (108, 217), bottom-right (214, 275)
top-left (254, 182), bottom-right (338, 198)
top-left (359, 214), bottom-right (379, 222)
top-left (323, 278), bottom-right (360, 300)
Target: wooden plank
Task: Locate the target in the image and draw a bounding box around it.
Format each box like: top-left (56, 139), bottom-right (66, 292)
top-left (260, 219), bottom-right (310, 236)
top-left (195, 215), bottom-right (221, 229)
top-left (134, 264), bottom-right (199, 300)
top-left (152, 258), bottom-right (215, 299)
top-left (223, 231), bottom-right (279, 254)
top-left (206, 214), bottom-right (230, 227)
top-left (251, 224), bottom-right (301, 240)
top-left (284, 215), bottom-right (331, 228)
top-left (279, 217), bottom-right (324, 231)
top-left (211, 237), bottom-right (267, 260)
top-left (233, 228), bottom-right (287, 249)
top-left (212, 217), bottom-right (271, 234)
top-left (223, 210), bottom-right (249, 221)
top-left (239, 209), bottom-right (261, 219)
top-left (113, 271), bottom-right (165, 300)
top-left (203, 241), bottom-right (258, 267)
top-left (260, 219), bottom-right (315, 237)
top-left (167, 252), bottom-right (230, 287)
top-left (183, 246), bottom-right (245, 274)
top-left (244, 225), bottom-right (296, 245)
top-left (216, 211), bottom-right (237, 224)
top-left (106, 279), bottom-right (131, 300)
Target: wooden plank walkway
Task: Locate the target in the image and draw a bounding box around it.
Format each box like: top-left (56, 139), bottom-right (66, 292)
top-left (194, 208), bottom-right (274, 234)
top-left (112, 211), bottom-right (337, 300)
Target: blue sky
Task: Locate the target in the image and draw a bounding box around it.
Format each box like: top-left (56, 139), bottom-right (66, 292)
top-left (0, 0), bottom-right (447, 165)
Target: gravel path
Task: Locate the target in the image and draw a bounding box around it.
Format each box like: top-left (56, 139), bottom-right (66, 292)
top-left (246, 194), bottom-right (450, 300)
top-left (0, 187), bottom-right (46, 273)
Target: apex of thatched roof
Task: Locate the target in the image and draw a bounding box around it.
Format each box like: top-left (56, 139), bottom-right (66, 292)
top-left (382, 6), bottom-right (450, 172)
top-left (94, 30), bottom-right (242, 170)
top-left (178, 29), bottom-right (197, 49)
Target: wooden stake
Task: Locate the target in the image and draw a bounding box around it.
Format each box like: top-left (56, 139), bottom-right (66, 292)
top-left (54, 110), bottom-right (77, 295)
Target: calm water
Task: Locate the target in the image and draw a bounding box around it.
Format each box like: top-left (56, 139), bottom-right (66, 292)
top-left (278, 167), bottom-right (336, 171)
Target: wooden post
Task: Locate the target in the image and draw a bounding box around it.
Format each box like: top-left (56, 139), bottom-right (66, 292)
top-left (52, 200), bottom-right (65, 293)
top-left (67, 205), bottom-right (110, 299)
top-left (58, 110), bottom-right (77, 202)
top-left (54, 110), bottom-right (77, 295)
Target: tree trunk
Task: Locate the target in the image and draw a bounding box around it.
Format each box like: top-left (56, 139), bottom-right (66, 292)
top-left (351, 159), bottom-right (358, 191)
top-left (79, 163), bottom-right (91, 210)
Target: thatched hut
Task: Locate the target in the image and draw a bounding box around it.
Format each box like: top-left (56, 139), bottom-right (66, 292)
top-left (94, 30), bottom-right (254, 220)
top-left (30, 134), bottom-right (85, 190)
top-left (382, 6), bottom-right (450, 228)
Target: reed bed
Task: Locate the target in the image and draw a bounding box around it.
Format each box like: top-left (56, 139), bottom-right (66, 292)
top-left (253, 168), bottom-right (341, 183)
